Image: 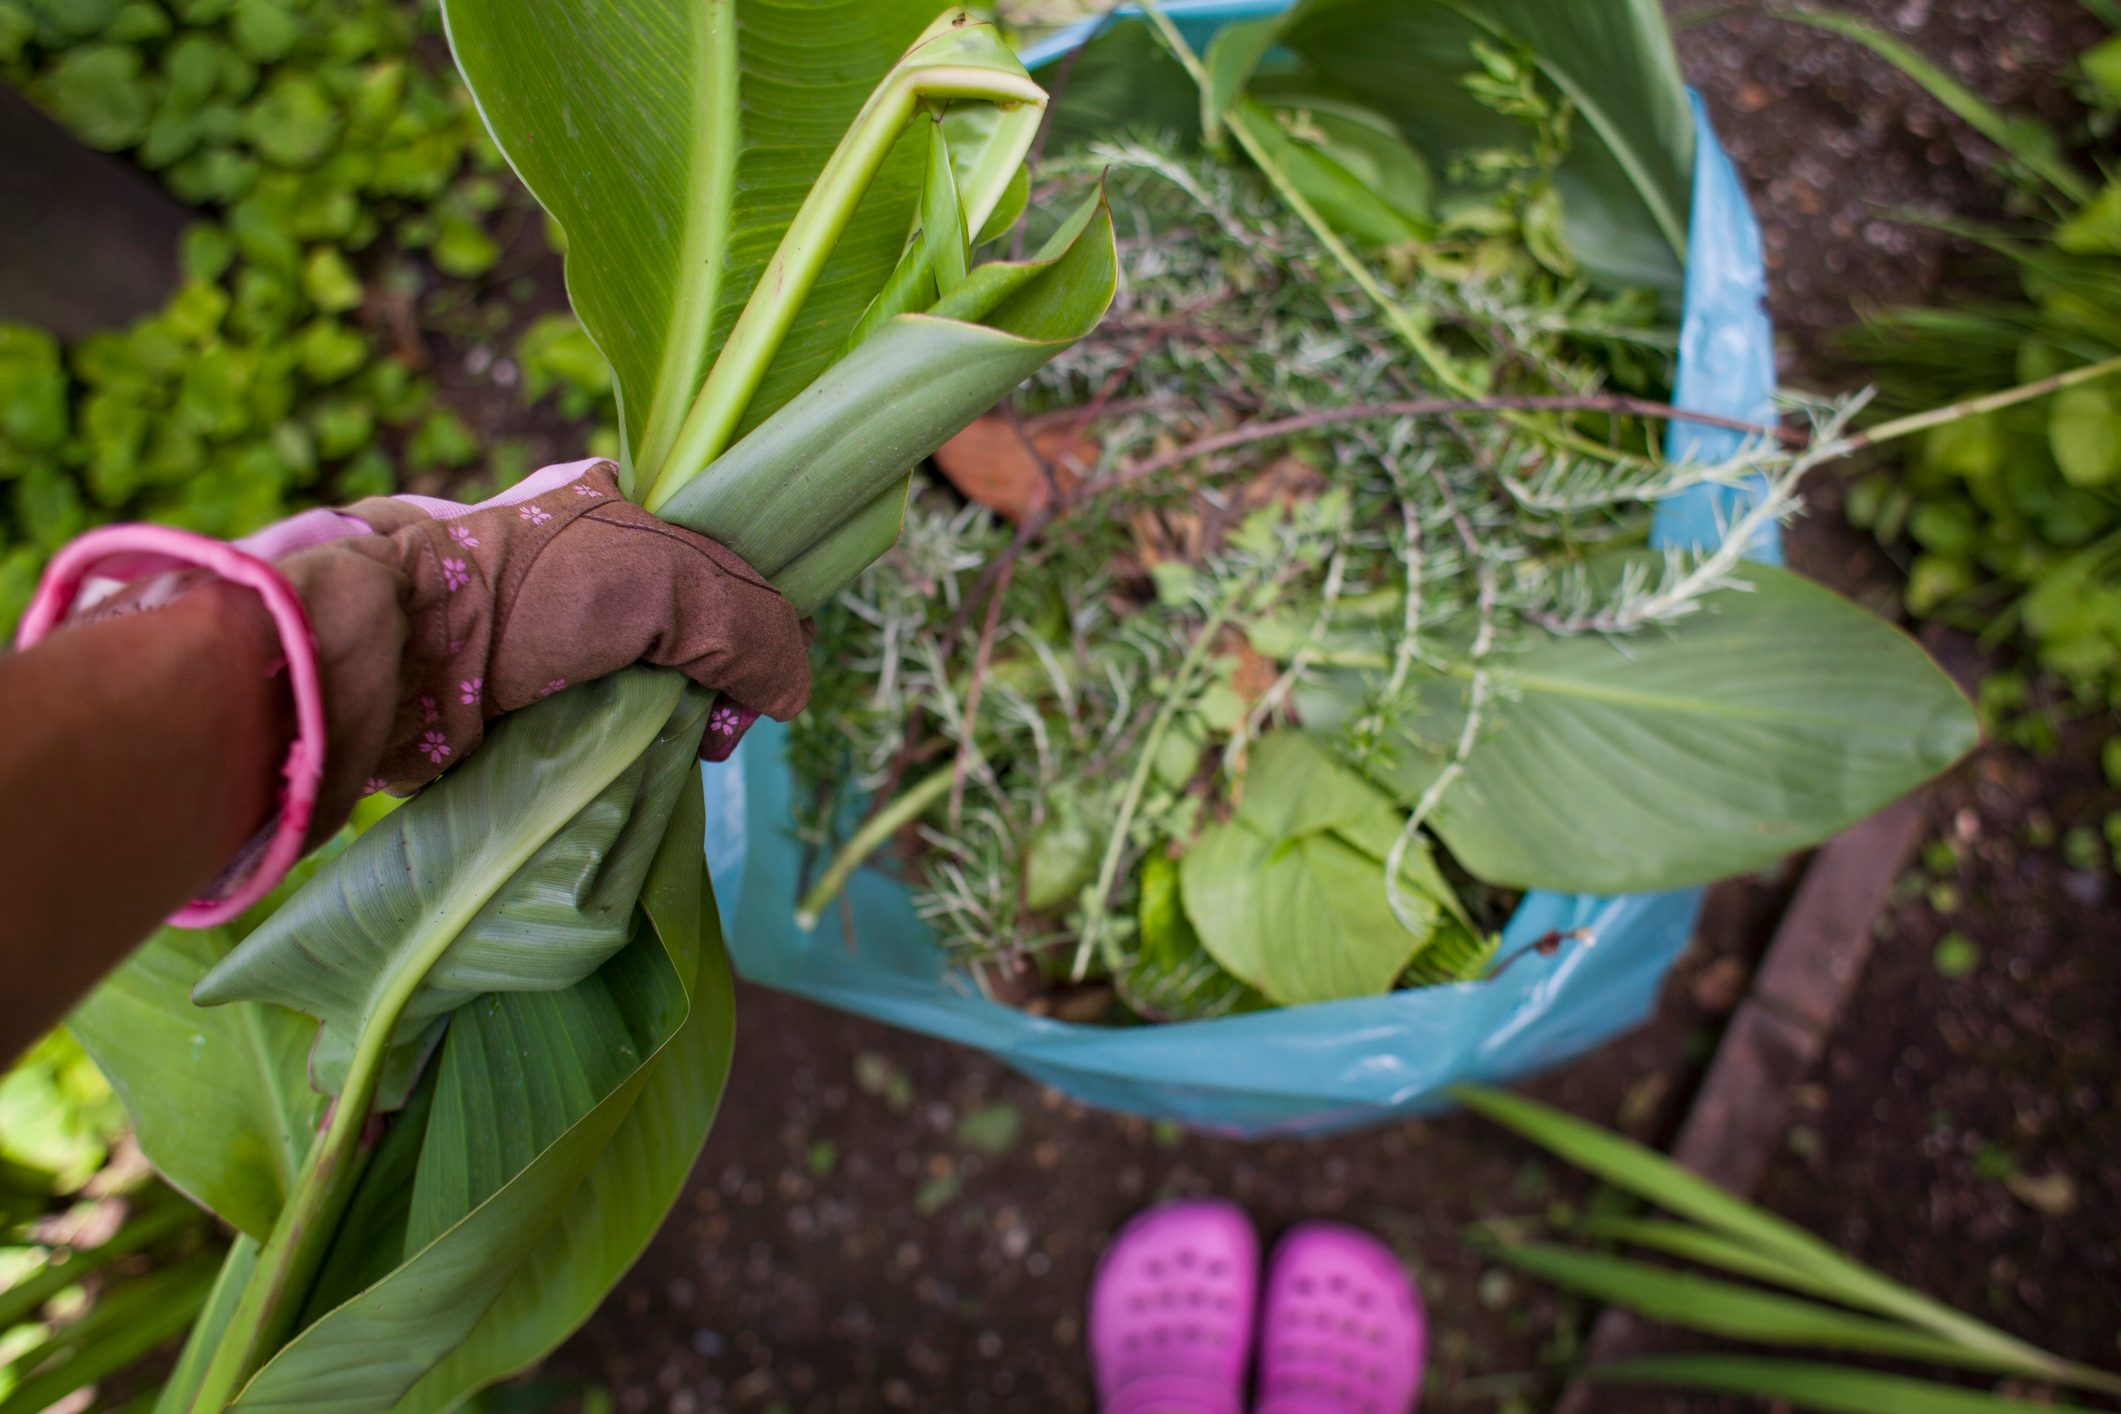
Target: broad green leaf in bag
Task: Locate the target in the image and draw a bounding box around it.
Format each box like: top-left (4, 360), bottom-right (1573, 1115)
top-left (1303, 561), bottom-right (1981, 896)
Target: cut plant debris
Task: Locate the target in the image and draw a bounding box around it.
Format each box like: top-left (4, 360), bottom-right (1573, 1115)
top-left (785, 8), bottom-right (1987, 1024)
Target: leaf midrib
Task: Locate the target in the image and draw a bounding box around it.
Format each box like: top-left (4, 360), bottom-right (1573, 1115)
top-left (233, 1000), bottom-right (306, 1204)
top-left (635, 0), bottom-right (740, 488)
top-left (1454, 662), bottom-right (1910, 730)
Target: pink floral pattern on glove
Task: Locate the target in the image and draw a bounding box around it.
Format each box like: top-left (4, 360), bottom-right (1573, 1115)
top-left (700, 702), bottom-right (760, 763)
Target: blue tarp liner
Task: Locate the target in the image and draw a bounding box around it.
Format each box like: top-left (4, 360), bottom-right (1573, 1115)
top-left (701, 6), bottom-right (1779, 1138)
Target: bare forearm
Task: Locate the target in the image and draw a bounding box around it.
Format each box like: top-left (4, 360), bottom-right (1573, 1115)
top-left (0, 585), bottom-right (290, 1060)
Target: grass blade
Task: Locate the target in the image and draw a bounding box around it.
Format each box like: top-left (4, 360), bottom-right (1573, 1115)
top-left (0, 1253), bottom-right (220, 1414)
top-left (1596, 1355), bottom-right (2109, 1414)
top-left (0, 1199), bottom-right (193, 1331)
top-left (1495, 1243), bottom-right (2035, 1376)
top-left (1455, 1086), bottom-right (2109, 1389)
top-left (1570, 1215), bottom-right (1873, 1304)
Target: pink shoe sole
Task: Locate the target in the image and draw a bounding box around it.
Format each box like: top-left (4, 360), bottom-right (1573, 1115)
top-left (1088, 1199), bottom-right (1258, 1414)
top-left (1254, 1223), bottom-right (1426, 1414)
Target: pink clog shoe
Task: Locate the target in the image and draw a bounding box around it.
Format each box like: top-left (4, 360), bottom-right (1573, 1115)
top-left (1088, 1199), bottom-right (1258, 1414)
top-left (1254, 1223), bottom-right (1426, 1414)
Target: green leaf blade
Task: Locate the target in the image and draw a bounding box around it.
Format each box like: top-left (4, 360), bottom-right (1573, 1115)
top-left (441, 0), bottom-right (942, 494)
top-left (68, 928), bottom-right (316, 1241)
top-left (1497, 1243), bottom-right (2032, 1375)
top-left (1354, 563), bottom-right (1979, 895)
top-left (233, 784), bottom-right (731, 1414)
top-left (396, 790), bottom-right (736, 1412)
top-left (1595, 1355), bottom-right (2109, 1414)
top-left (657, 191), bottom-right (1116, 609)
top-left (192, 671), bottom-right (698, 1102)
top-left (1457, 1086), bottom-right (2076, 1377)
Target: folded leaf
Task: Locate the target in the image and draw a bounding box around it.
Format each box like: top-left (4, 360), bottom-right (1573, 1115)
top-left (1124, 852), bottom-right (1266, 1020)
top-left (657, 191), bottom-right (1117, 611)
top-left (194, 672), bottom-right (703, 1103)
top-left (226, 783), bottom-right (717, 1413)
top-left (396, 787), bottom-right (734, 1412)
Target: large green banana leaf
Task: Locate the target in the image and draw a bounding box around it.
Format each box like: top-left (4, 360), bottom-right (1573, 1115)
top-left (398, 816), bottom-right (732, 1411)
top-left (194, 673), bottom-right (704, 1106)
top-left (1304, 563), bottom-right (1979, 894)
top-left (68, 5), bottom-right (1115, 1406)
top-left (659, 189), bottom-right (1118, 607)
top-left (69, 927), bottom-right (314, 1242)
top-left (220, 782), bottom-right (719, 1413)
top-left (440, 0), bottom-right (943, 492)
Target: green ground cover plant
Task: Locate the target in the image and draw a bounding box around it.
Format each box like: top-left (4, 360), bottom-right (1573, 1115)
top-left (0, 0), bottom-right (513, 626)
top-left (1817, 12), bottom-right (2121, 768)
top-left (0, 1032), bottom-right (220, 1412)
top-left (783, 0), bottom-right (1986, 1021)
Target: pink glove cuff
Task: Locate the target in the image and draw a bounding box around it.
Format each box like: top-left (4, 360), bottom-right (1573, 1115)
top-left (16, 525), bottom-right (329, 929)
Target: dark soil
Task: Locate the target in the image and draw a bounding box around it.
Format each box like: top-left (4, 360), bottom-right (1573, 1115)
top-left (1681, 0), bottom-right (2109, 362)
top-left (525, 3), bottom-right (2121, 1410)
top-left (544, 874), bottom-right (1790, 1414)
top-left (1750, 725), bottom-right (2121, 1383)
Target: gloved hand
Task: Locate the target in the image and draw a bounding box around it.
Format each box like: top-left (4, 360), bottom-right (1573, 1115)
top-left (16, 458), bottom-right (809, 925)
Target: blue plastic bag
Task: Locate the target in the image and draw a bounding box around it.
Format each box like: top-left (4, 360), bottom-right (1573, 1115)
top-left (701, 11), bottom-right (1778, 1138)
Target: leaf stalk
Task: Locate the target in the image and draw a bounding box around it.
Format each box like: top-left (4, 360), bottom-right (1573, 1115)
top-left (795, 762), bottom-right (957, 930)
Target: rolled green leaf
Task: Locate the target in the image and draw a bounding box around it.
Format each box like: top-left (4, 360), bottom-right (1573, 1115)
top-left (656, 190), bottom-right (1116, 610)
top-left (395, 792), bottom-right (733, 1411)
top-left (224, 775), bottom-right (718, 1413)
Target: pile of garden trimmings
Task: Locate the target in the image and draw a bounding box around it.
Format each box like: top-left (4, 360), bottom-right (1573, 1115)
top-left (790, 112), bottom-right (1802, 1024)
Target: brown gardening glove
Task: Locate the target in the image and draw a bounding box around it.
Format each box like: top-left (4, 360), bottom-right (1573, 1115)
top-left (275, 458), bottom-right (809, 840)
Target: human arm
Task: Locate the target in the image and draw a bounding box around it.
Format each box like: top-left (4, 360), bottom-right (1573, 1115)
top-left (0, 459), bottom-right (808, 1062)
top-left (0, 583), bottom-right (290, 1060)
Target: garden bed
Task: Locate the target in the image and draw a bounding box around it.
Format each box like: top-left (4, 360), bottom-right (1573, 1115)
top-left (1, 0), bottom-right (2112, 1408)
